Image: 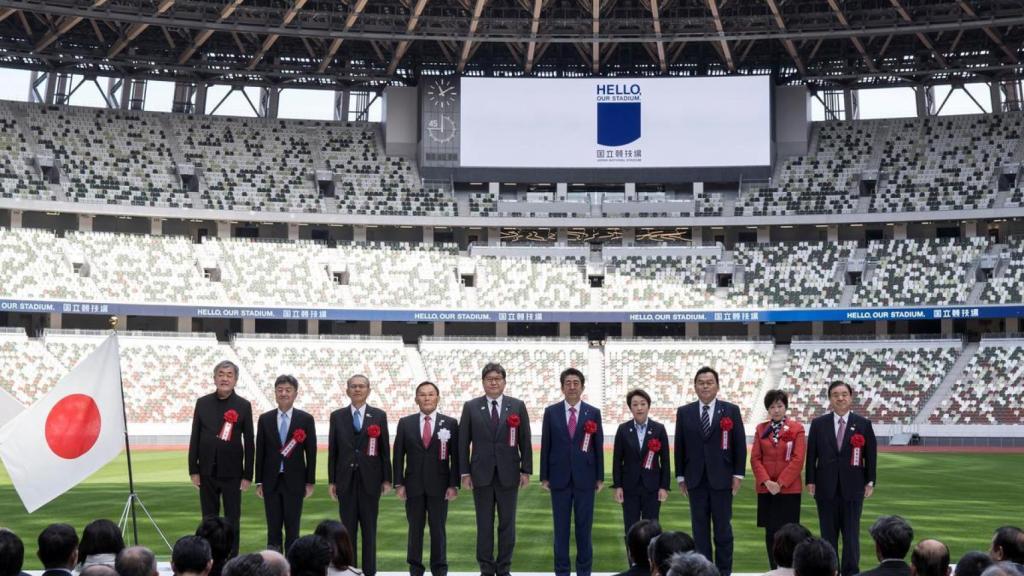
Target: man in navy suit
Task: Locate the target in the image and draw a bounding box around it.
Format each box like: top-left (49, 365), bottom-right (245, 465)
top-left (806, 380), bottom-right (878, 576)
top-left (541, 367), bottom-right (605, 576)
top-left (36, 524), bottom-right (78, 576)
top-left (674, 366), bottom-right (746, 576)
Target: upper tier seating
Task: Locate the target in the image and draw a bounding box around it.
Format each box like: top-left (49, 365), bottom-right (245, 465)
top-left (852, 237), bottom-right (988, 306)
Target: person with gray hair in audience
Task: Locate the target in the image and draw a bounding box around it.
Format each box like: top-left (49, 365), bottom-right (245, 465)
top-left (954, 552), bottom-right (994, 576)
top-left (173, 535), bottom-right (214, 576)
top-left (911, 540), bottom-right (950, 576)
top-left (115, 546), bottom-right (159, 576)
top-left (80, 566), bottom-right (118, 576)
top-left (858, 516), bottom-right (914, 576)
top-left (980, 564), bottom-right (1024, 576)
top-left (765, 523), bottom-right (813, 576)
top-left (260, 550), bottom-right (290, 576)
top-left (666, 552), bottom-right (721, 576)
top-left (794, 538), bottom-right (839, 576)
top-left (648, 532), bottom-right (697, 576)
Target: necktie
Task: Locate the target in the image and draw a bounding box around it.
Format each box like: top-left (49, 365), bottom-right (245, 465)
top-left (490, 400), bottom-right (499, 431)
top-left (422, 415), bottom-right (432, 448)
top-left (354, 409), bottom-right (362, 433)
top-left (836, 417), bottom-right (846, 449)
top-left (279, 412), bottom-right (289, 472)
top-left (701, 405), bottom-right (711, 439)
top-left (568, 406), bottom-right (577, 439)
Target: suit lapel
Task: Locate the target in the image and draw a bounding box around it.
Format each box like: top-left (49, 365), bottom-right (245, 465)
top-left (627, 421), bottom-right (642, 453)
top-left (479, 397), bottom-right (496, 439)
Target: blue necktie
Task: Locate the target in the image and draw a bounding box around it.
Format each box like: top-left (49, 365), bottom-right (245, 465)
top-left (353, 409), bottom-right (362, 433)
top-left (279, 412), bottom-right (289, 472)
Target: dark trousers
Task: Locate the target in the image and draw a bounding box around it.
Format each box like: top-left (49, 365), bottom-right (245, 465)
top-left (339, 476), bottom-right (381, 576)
top-left (688, 485), bottom-right (735, 576)
top-left (263, 476), bottom-right (304, 553)
top-left (472, 482), bottom-right (519, 576)
top-left (200, 475), bottom-right (242, 556)
top-left (406, 492), bottom-right (449, 576)
top-left (816, 496), bottom-right (864, 576)
top-left (622, 488), bottom-right (661, 537)
top-left (551, 484), bottom-right (596, 576)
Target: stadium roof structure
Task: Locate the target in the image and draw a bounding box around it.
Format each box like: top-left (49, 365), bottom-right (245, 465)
top-left (0, 0), bottom-right (1022, 90)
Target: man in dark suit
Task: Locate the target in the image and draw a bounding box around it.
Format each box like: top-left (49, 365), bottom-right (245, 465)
top-left (674, 366), bottom-right (746, 576)
top-left (613, 388), bottom-right (671, 538)
top-left (857, 516), bottom-right (913, 576)
top-left (459, 362), bottom-right (533, 576)
top-left (541, 367), bottom-right (605, 576)
top-left (188, 360), bottom-right (255, 556)
top-left (328, 374), bottom-right (392, 576)
top-left (36, 524), bottom-right (78, 576)
top-left (255, 374), bottom-right (317, 553)
top-left (0, 528), bottom-right (31, 576)
top-left (394, 381), bottom-right (460, 576)
top-left (612, 520), bottom-right (663, 576)
top-left (806, 380), bottom-right (878, 576)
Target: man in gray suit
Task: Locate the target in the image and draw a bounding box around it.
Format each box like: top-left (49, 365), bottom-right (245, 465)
top-left (459, 362), bottom-right (533, 576)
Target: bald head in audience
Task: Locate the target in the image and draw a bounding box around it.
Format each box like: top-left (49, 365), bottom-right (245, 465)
top-left (911, 540), bottom-right (951, 576)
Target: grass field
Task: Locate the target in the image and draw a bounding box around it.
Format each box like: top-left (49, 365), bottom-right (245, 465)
top-left (2, 449), bottom-right (1022, 572)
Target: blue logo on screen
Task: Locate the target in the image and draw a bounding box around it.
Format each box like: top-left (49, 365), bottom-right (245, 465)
top-left (596, 84), bottom-right (641, 147)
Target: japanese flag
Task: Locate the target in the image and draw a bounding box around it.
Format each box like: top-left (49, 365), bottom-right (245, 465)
top-left (0, 334), bottom-right (125, 513)
top-left (0, 387), bottom-right (24, 429)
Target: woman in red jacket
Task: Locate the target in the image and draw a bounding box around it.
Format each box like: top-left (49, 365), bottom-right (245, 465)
top-left (750, 389), bottom-right (806, 571)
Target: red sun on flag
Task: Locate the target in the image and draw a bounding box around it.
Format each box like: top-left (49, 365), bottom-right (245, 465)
top-left (44, 394), bottom-right (102, 459)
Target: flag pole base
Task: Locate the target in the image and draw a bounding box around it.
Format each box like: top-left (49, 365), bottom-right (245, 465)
top-left (118, 492), bottom-right (172, 554)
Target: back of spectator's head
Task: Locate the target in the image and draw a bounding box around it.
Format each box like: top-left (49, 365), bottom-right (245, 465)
top-left (286, 535), bottom-right (332, 576)
top-left (648, 531), bottom-right (697, 576)
top-left (80, 565), bottom-right (119, 576)
top-left (774, 523), bottom-right (814, 569)
top-left (794, 537), bottom-right (839, 576)
top-left (956, 551), bottom-right (995, 576)
top-left (626, 519), bottom-right (663, 568)
top-left (259, 550), bottom-right (289, 576)
top-left (313, 520), bottom-right (353, 572)
top-left (992, 527), bottom-right (1024, 564)
top-left (173, 535), bottom-right (213, 576)
top-left (912, 539), bottom-right (951, 576)
top-left (0, 529), bottom-right (25, 576)
top-left (870, 516), bottom-right (915, 560)
top-left (78, 519), bottom-right (125, 561)
top-left (666, 551), bottom-right (721, 576)
top-left (981, 562), bottom-right (1024, 576)
top-left (222, 554), bottom-right (266, 576)
top-left (196, 516), bottom-right (235, 576)
top-left (37, 523), bottom-right (79, 569)
top-left (115, 546), bottom-right (158, 576)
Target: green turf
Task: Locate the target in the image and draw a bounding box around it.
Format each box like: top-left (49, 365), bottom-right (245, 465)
top-left (2, 450), bottom-right (1022, 572)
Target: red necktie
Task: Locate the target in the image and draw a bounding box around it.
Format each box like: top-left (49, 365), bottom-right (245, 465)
top-left (422, 415), bottom-right (432, 448)
top-left (568, 406), bottom-right (577, 439)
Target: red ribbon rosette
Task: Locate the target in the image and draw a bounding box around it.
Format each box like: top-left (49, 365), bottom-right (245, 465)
top-left (850, 433), bottom-right (866, 467)
top-left (506, 414), bottom-right (520, 447)
top-left (367, 424), bottom-right (381, 456)
top-left (719, 416), bottom-right (733, 450)
top-left (281, 428), bottom-right (307, 458)
top-left (581, 420), bottom-right (598, 452)
top-left (218, 409), bottom-right (239, 441)
top-left (644, 438), bottom-right (662, 469)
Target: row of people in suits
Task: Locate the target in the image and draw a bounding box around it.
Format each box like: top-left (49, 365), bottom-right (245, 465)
top-left (188, 361), bottom-right (877, 576)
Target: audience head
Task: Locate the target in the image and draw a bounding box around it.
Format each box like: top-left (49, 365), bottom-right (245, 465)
top-left (956, 551), bottom-right (995, 576)
top-left (0, 528), bottom-right (25, 576)
top-left (222, 554), bottom-right (266, 576)
top-left (173, 535), bottom-right (214, 576)
top-left (80, 566), bottom-right (118, 576)
top-left (992, 527), bottom-right (1024, 564)
top-left (912, 539), bottom-right (951, 576)
top-left (259, 551), bottom-right (289, 576)
top-left (625, 519), bottom-right (662, 568)
top-left (774, 523), bottom-right (814, 569)
top-left (196, 516), bottom-right (235, 576)
top-left (648, 531), bottom-right (697, 576)
top-left (794, 537), bottom-right (839, 576)
top-left (37, 523), bottom-right (79, 570)
top-left (870, 515), bottom-right (914, 561)
top-left (313, 520), bottom-right (354, 571)
top-left (981, 563), bottom-right (1024, 576)
top-left (78, 519), bottom-right (125, 563)
top-left (665, 551), bottom-right (720, 576)
top-left (286, 535), bottom-right (333, 576)
top-left (115, 546), bottom-right (159, 576)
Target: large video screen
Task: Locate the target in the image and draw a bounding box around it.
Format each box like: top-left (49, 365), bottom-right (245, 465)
top-left (459, 76), bottom-right (771, 168)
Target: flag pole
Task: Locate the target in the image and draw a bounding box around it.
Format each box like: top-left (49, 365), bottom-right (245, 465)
top-left (111, 316), bottom-right (140, 546)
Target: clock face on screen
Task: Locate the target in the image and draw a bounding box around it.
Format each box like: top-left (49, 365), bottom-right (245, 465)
top-left (427, 114), bottom-right (457, 143)
top-left (427, 78), bottom-right (458, 109)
